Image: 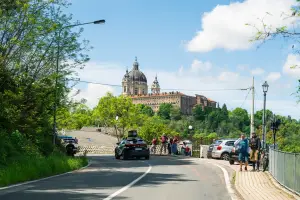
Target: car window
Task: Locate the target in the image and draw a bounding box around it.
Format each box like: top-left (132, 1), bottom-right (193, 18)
top-left (225, 141), bottom-right (235, 146)
top-left (214, 140), bottom-right (222, 145)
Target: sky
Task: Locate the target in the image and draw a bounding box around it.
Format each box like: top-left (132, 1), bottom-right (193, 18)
top-left (65, 0), bottom-right (300, 119)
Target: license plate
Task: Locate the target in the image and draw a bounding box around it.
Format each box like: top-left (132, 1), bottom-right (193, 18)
top-left (135, 148), bottom-right (142, 151)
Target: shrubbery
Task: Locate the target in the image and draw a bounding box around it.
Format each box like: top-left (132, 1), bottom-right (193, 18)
top-left (0, 130), bottom-right (88, 187)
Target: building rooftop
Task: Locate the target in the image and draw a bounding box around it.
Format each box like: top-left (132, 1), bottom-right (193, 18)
top-left (129, 91), bottom-right (185, 98)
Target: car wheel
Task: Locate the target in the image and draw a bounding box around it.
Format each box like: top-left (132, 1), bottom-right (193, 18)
top-left (229, 159), bottom-right (234, 165)
top-left (221, 153), bottom-right (230, 161)
top-left (145, 156), bottom-right (150, 160)
top-left (121, 150), bottom-right (128, 160)
top-left (115, 151), bottom-right (120, 159)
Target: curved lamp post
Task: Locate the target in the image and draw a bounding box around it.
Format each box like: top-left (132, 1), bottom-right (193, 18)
top-left (53, 19), bottom-right (105, 145)
top-left (262, 81), bottom-right (269, 149)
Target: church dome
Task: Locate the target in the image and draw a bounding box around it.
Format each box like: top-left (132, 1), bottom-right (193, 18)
top-left (123, 57), bottom-right (147, 83)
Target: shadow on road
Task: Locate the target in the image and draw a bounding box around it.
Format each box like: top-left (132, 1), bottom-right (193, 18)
top-left (0, 156), bottom-right (198, 200)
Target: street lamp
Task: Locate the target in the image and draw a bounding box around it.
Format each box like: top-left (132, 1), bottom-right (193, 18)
top-left (262, 81), bottom-right (269, 149)
top-left (53, 19), bottom-right (105, 145)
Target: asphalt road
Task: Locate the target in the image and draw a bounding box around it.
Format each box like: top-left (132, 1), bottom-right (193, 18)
top-left (0, 155), bottom-right (232, 200)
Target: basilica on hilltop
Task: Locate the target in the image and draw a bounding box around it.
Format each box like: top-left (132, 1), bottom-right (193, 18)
top-left (122, 57), bottom-right (217, 115)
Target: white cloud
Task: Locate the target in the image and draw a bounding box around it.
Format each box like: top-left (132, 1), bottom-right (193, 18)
top-left (71, 60), bottom-right (300, 119)
top-left (186, 0), bottom-right (297, 52)
top-left (237, 65), bottom-right (249, 71)
top-left (251, 68), bottom-right (265, 75)
top-left (218, 72), bottom-right (240, 82)
top-left (70, 84), bottom-right (115, 108)
top-left (266, 72), bottom-right (281, 82)
top-left (190, 59), bottom-right (212, 72)
top-left (283, 54), bottom-right (300, 78)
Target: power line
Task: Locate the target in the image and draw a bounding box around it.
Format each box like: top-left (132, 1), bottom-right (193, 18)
top-left (67, 78), bottom-right (251, 92)
top-left (240, 88), bottom-right (251, 108)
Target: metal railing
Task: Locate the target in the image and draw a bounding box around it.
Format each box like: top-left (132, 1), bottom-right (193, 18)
top-left (269, 147), bottom-right (300, 195)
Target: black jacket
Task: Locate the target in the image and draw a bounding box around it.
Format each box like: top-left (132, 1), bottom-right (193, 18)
top-left (250, 137), bottom-right (261, 150)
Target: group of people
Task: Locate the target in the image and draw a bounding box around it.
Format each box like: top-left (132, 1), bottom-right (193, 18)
top-left (150, 134), bottom-right (191, 156)
top-left (234, 132), bottom-right (262, 171)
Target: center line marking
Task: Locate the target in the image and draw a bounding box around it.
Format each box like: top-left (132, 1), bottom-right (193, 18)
top-left (103, 162), bottom-right (152, 200)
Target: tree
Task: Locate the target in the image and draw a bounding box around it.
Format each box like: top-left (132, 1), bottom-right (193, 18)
top-left (93, 93), bottom-right (138, 141)
top-left (170, 106), bottom-right (182, 120)
top-left (230, 108), bottom-right (250, 131)
top-left (0, 0), bottom-right (89, 146)
top-left (136, 104), bottom-right (154, 117)
top-left (157, 103), bottom-right (172, 120)
top-left (192, 105), bottom-right (206, 121)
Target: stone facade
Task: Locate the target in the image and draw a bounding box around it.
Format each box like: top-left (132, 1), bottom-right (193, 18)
top-left (122, 58), bottom-right (217, 114)
top-left (122, 57), bottom-right (148, 96)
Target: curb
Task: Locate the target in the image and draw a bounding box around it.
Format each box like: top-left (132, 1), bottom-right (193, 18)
top-left (0, 158), bottom-right (91, 191)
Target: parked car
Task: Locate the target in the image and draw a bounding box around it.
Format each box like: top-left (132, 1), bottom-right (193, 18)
top-left (115, 130), bottom-right (150, 160)
top-left (61, 138), bottom-right (78, 156)
top-left (229, 146), bottom-right (239, 164)
top-left (207, 140), bottom-right (223, 158)
top-left (211, 139), bottom-right (237, 160)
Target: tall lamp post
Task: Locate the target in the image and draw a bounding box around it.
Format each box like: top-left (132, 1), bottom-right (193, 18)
top-left (53, 19), bottom-right (105, 145)
top-left (262, 81), bottom-right (269, 149)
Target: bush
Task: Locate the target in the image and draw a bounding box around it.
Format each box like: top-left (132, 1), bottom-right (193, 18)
top-left (0, 154), bottom-right (88, 187)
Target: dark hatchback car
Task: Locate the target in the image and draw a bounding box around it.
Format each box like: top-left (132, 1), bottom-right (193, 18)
top-left (115, 130), bottom-right (150, 160)
top-left (207, 140), bottom-right (223, 158)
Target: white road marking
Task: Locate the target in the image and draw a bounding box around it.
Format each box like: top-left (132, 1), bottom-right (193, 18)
top-left (103, 162), bottom-right (152, 200)
top-left (206, 161), bottom-right (239, 200)
top-left (0, 162), bottom-right (91, 191)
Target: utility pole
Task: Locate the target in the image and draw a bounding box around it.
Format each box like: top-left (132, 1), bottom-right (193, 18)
top-left (250, 76), bottom-right (255, 138)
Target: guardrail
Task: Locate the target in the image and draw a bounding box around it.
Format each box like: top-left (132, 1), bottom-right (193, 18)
top-left (269, 148), bottom-right (300, 195)
top-left (76, 144), bottom-right (198, 156)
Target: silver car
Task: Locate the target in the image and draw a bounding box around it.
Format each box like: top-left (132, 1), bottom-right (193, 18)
top-left (211, 139), bottom-right (237, 160)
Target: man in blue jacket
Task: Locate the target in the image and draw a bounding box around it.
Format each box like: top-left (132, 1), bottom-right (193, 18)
top-left (235, 134), bottom-right (249, 171)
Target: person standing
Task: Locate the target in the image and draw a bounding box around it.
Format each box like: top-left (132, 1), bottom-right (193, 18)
top-left (171, 136), bottom-right (178, 155)
top-left (249, 132), bottom-right (261, 171)
top-left (168, 137), bottom-right (173, 155)
top-left (160, 134), bottom-right (168, 155)
top-left (150, 137), bottom-right (157, 154)
top-left (235, 134), bottom-right (249, 171)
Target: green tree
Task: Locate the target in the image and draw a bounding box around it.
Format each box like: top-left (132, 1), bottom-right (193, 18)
top-left (0, 0), bottom-right (89, 147)
top-left (136, 104), bottom-right (154, 117)
top-left (157, 103), bottom-right (172, 120)
top-left (170, 106), bottom-right (182, 120)
top-left (192, 105), bottom-right (206, 121)
top-left (93, 93), bottom-right (138, 141)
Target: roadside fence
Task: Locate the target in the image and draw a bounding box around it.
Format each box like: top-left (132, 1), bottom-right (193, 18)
top-left (269, 147), bottom-right (300, 195)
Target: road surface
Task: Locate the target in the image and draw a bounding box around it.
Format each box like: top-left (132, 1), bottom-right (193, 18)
top-left (0, 156), bottom-right (233, 200)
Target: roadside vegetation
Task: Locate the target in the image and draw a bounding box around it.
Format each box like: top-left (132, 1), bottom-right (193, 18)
top-left (0, 0), bottom-right (89, 187)
top-left (60, 92), bottom-right (300, 153)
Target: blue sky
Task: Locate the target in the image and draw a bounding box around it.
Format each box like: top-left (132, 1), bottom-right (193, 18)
top-left (65, 0), bottom-right (300, 119)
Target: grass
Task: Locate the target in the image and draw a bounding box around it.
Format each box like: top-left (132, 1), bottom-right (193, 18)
top-left (0, 154), bottom-right (88, 187)
top-left (231, 171), bottom-right (236, 184)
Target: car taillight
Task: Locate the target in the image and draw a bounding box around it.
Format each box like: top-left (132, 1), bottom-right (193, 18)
top-left (232, 148), bottom-right (235, 153)
top-left (217, 146), bottom-right (222, 150)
